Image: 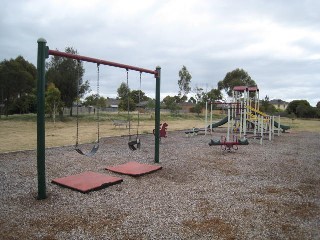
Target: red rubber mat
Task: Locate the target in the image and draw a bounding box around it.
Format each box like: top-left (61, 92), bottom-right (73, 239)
top-left (105, 161), bottom-right (162, 176)
top-left (52, 171), bottom-right (123, 193)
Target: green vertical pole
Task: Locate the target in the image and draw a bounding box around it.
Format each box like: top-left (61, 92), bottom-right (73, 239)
top-left (154, 67), bottom-right (161, 163)
top-left (37, 38), bottom-right (48, 199)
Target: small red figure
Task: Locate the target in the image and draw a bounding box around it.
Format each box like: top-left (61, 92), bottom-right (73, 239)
top-left (153, 122), bottom-right (168, 139)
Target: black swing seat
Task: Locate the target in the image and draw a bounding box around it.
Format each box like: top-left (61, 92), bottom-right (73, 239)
top-left (209, 139), bottom-right (221, 146)
top-left (238, 138), bottom-right (249, 145)
top-left (75, 144), bottom-right (99, 157)
top-left (128, 138), bottom-right (141, 151)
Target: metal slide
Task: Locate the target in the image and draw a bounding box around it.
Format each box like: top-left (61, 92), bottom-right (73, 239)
top-left (208, 116), bottom-right (229, 128)
top-left (273, 120), bottom-right (290, 132)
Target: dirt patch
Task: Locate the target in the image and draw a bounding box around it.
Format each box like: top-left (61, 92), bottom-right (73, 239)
top-left (183, 218), bottom-right (236, 239)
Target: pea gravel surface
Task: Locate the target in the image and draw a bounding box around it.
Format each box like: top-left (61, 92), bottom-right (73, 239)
top-left (1, 130), bottom-right (319, 239)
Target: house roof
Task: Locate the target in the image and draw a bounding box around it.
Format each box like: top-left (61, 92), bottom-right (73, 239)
top-left (136, 101), bottom-right (149, 107)
top-left (269, 99), bottom-right (289, 104)
top-left (179, 102), bottom-right (195, 107)
top-left (107, 98), bottom-right (120, 105)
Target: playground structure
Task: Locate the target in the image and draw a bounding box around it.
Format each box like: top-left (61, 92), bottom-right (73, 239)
top-left (36, 38), bottom-right (161, 199)
top-left (208, 85), bottom-right (290, 150)
top-left (230, 86), bottom-right (290, 141)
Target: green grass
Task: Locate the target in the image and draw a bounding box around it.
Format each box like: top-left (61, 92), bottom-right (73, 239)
top-left (1, 112), bottom-right (318, 131)
top-left (280, 117), bottom-right (320, 132)
top-left (1, 112), bottom-right (319, 153)
top-left (0, 113), bottom-right (37, 121)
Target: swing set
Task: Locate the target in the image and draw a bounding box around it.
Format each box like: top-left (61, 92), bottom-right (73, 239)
top-left (36, 38), bottom-right (161, 199)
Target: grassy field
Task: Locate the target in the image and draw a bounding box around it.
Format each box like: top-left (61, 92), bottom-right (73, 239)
top-left (0, 112), bottom-right (319, 153)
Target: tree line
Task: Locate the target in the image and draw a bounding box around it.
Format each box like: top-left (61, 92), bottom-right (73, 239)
top-left (162, 67), bottom-right (256, 115)
top-left (0, 48), bottom-right (319, 119)
top-left (0, 47), bottom-right (155, 118)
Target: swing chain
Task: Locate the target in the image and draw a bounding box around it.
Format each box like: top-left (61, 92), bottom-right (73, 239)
top-left (137, 72), bottom-right (142, 135)
top-left (75, 60), bottom-right (81, 147)
top-left (126, 70), bottom-right (143, 151)
top-left (97, 63), bottom-right (100, 143)
top-left (126, 69), bottom-right (131, 140)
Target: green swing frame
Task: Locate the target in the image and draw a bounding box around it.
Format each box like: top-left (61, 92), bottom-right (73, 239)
top-left (36, 38), bottom-right (161, 199)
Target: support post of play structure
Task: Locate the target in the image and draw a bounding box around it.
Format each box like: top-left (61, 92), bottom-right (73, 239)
top-left (272, 116), bottom-right (275, 139)
top-left (154, 67), bottom-right (161, 163)
top-left (239, 101), bottom-right (243, 138)
top-left (205, 101), bottom-right (208, 135)
top-left (227, 106), bottom-right (230, 141)
top-left (260, 116), bottom-right (263, 145)
top-left (269, 117), bottom-right (272, 141)
top-left (278, 115), bottom-right (281, 136)
top-left (210, 102), bottom-right (213, 134)
top-left (36, 38), bottom-right (48, 200)
top-left (243, 99), bottom-right (247, 137)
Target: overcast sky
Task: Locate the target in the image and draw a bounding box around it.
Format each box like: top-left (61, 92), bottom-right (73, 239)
top-left (1, 0), bottom-right (319, 106)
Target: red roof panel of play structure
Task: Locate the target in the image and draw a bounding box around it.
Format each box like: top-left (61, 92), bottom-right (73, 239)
top-left (52, 171), bottom-right (123, 193)
top-left (233, 86), bottom-right (259, 92)
top-left (105, 161), bottom-right (162, 176)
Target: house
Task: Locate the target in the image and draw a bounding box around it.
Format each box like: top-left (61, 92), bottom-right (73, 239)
top-left (179, 102), bottom-right (195, 113)
top-left (106, 98), bottom-right (120, 111)
top-left (136, 101), bottom-right (150, 113)
top-left (269, 99), bottom-right (289, 110)
top-left (214, 101), bottom-right (227, 110)
top-left (136, 101), bottom-right (149, 109)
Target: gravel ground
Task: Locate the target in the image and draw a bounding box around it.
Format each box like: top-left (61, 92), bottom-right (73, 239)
top-left (0, 130), bottom-right (319, 239)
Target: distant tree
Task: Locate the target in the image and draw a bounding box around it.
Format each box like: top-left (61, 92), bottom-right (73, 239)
top-left (260, 95), bottom-right (269, 112)
top-left (117, 82), bottom-right (135, 111)
top-left (0, 56), bottom-right (36, 115)
top-left (179, 95), bottom-right (188, 102)
top-left (260, 95), bottom-right (277, 114)
top-left (46, 47), bottom-right (90, 116)
top-left (205, 88), bottom-right (223, 103)
top-left (162, 95), bottom-right (181, 114)
top-left (162, 95), bottom-right (175, 107)
top-left (193, 86), bottom-right (204, 103)
top-left (286, 100), bottom-right (311, 117)
top-left (83, 94), bottom-right (107, 108)
top-left (83, 94), bottom-right (96, 107)
top-left (45, 83), bottom-right (63, 124)
top-left (146, 99), bottom-right (155, 109)
top-left (130, 90), bottom-right (149, 104)
top-left (316, 101), bottom-right (320, 109)
top-left (192, 86), bottom-right (222, 106)
top-left (118, 98), bottom-right (135, 111)
top-left (190, 102), bottom-right (205, 116)
top-left (295, 104), bottom-right (309, 118)
top-left (286, 100), bottom-right (320, 118)
top-left (117, 82), bottom-right (130, 99)
top-left (178, 66), bottom-right (192, 96)
top-left (9, 93), bottom-right (37, 114)
top-left (218, 68), bottom-right (256, 96)
top-left (188, 97), bottom-right (196, 103)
